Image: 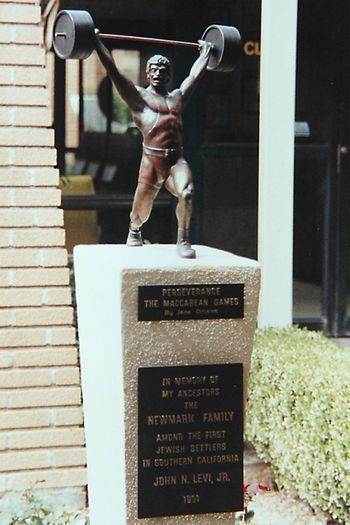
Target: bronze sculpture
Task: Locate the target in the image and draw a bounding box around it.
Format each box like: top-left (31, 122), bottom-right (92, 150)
top-left (52, 10), bottom-right (241, 257)
top-left (95, 36), bottom-right (213, 258)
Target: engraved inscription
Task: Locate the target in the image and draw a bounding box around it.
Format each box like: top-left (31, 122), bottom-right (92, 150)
top-left (138, 364), bottom-right (243, 518)
top-left (138, 284), bottom-right (244, 321)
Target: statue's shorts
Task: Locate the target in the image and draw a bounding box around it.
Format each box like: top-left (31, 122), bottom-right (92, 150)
top-left (138, 143), bottom-right (185, 190)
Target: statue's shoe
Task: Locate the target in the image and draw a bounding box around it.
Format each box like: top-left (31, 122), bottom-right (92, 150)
top-left (176, 240), bottom-right (196, 259)
top-left (126, 228), bottom-right (143, 247)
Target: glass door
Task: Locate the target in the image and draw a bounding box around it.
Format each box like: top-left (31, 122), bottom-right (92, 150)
top-left (293, 0), bottom-right (350, 336)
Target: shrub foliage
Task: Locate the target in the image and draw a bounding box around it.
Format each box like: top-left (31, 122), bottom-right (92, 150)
top-left (0, 488), bottom-right (88, 524)
top-left (245, 326), bottom-right (350, 522)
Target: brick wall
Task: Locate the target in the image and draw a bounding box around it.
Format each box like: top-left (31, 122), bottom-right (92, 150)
top-left (0, 0), bottom-right (87, 496)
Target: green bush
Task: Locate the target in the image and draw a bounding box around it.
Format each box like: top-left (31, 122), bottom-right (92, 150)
top-left (0, 488), bottom-right (89, 524)
top-left (245, 326), bottom-right (350, 523)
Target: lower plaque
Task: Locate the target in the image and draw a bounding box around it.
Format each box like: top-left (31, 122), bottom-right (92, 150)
top-left (138, 363), bottom-right (243, 518)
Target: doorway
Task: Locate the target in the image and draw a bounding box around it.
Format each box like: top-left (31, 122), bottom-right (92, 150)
top-left (293, 0), bottom-right (350, 336)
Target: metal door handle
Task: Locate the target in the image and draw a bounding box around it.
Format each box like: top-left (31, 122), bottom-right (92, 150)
top-left (337, 144), bottom-right (348, 173)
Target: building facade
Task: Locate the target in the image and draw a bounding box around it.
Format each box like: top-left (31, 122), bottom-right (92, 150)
top-left (0, 0), bottom-right (349, 508)
top-left (0, 0), bottom-right (86, 506)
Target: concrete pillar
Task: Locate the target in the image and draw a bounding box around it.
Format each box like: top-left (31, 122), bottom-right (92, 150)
top-left (258, 0), bottom-right (298, 326)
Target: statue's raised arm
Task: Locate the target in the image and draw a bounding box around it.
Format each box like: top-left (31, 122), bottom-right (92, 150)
top-left (180, 40), bottom-right (212, 107)
top-left (94, 33), bottom-right (145, 113)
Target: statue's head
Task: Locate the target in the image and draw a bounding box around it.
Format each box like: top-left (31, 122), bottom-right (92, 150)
top-left (146, 55), bottom-right (171, 89)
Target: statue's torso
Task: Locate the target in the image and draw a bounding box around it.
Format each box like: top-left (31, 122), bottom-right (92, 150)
top-left (133, 88), bottom-right (183, 149)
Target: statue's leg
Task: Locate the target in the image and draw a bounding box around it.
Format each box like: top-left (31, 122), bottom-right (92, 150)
top-left (165, 159), bottom-right (196, 259)
top-left (127, 157), bottom-right (160, 247)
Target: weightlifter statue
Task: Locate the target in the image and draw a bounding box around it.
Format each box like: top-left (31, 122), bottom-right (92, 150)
top-left (95, 35), bottom-right (212, 258)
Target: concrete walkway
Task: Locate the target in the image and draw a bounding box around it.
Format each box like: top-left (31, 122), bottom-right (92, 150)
top-left (243, 446), bottom-right (332, 525)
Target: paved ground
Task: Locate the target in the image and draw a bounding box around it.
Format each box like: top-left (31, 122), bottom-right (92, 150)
top-left (243, 446), bottom-right (332, 525)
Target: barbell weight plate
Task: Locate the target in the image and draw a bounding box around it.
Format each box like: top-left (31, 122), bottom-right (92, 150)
top-left (201, 24), bottom-right (242, 73)
top-left (53, 10), bottom-right (95, 60)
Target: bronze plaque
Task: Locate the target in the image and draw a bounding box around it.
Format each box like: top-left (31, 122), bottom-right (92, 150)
top-left (138, 284), bottom-right (244, 321)
top-left (138, 363), bottom-right (243, 518)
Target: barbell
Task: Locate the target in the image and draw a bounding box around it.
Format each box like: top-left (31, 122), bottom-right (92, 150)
top-left (53, 9), bottom-right (242, 73)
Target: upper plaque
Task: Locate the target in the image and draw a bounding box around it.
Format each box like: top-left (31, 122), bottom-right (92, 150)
top-left (138, 284), bottom-right (244, 321)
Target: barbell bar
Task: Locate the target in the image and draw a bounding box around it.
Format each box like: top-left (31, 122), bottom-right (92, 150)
top-left (53, 9), bottom-right (242, 73)
top-left (98, 33), bottom-right (200, 49)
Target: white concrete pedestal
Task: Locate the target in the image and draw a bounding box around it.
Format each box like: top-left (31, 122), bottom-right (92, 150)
top-left (74, 244), bottom-right (260, 525)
